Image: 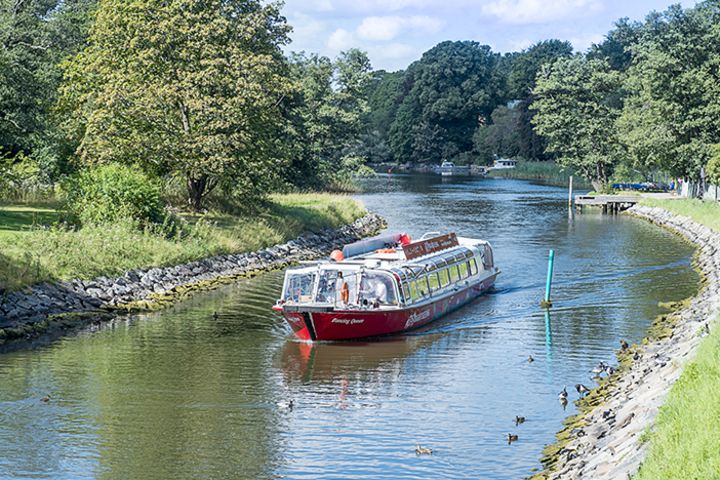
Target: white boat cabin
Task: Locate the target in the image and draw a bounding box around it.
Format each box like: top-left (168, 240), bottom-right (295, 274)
top-left (279, 233), bottom-right (495, 311)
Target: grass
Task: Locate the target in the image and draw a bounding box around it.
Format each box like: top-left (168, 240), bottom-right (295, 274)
top-left (487, 160), bottom-right (590, 187)
top-left (634, 317), bottom-right (720, 480)
top-left (631, 197), bottom-right (720, 479)
top-left (640, 197), bottom-right (720, 233)
top-left (0, 193), bottom-right (366, 291)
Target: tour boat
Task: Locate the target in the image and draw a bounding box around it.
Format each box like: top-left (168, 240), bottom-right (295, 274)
top-left (273, 232), bottom-right (499, 341)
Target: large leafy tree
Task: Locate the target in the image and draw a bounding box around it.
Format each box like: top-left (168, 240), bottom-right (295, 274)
top-left (284, 49), bottom-right (372, 186)
top-left (618, 2), bottom-right (720, 180)
top-left (60, 0), bottom-right (292, 210)
top-left (388, 41), bottom-right (502, 164)
top-left (0, 0), bottom-right (94, 163)
top-left (506, 40), bottom-right (573, 161)
top-left (532, 57), bottom-right (625, 190)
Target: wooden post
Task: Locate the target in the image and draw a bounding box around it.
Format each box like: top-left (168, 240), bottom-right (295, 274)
top-left (568, 176), bottom-right (574, 208)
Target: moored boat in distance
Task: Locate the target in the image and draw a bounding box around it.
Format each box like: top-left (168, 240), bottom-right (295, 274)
top-left (273, 232), bottom-right (499, 341)
top-left (440, 160), bottom-right (455, 176)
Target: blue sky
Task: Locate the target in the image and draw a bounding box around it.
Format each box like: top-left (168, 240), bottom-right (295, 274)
top-left (281, 0), bottom-right (698, 71)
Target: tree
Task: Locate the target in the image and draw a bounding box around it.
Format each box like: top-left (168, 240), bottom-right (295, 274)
top-left (532, 57), bottom-right (625, 190)
top-left (360, 69), bottom-right (403, 162)
top-left (284, 49), bottom-right (372, 187)
top-left (388, 41), bottom-right (503, 164)
top-left (0, 0), bottom-right (94, 163)
top-left (473, 105), bottom-right (522, 163)
top-left (505, 40), bottom-right (573, 162)
top-left (618, 2), bottom-right (720, 181)
top-left (59, 0), bottom-right (292, 210)
top-left (588, 17), bottom-right (643, 72)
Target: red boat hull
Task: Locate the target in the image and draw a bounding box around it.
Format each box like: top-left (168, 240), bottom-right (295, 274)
top-left (274, 273), bottom-right (497, 341)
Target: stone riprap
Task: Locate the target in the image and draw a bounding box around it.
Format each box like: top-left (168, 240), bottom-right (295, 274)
top-left (0, 213), bottom-right (386, 331)
top-left (540, 205), bottom-right (720, 480)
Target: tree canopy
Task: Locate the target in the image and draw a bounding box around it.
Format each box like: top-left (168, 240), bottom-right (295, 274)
top-left (59, 0), bottom-right (293, 209)
top-left (532, 57), bottom-right (625, 190)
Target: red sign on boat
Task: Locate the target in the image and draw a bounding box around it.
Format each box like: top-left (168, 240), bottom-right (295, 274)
top-left (402, 233), bottom-right (459, 260)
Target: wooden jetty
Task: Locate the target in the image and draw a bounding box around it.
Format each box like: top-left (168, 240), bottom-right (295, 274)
top-left (574, 194), bottom-right (641, 213)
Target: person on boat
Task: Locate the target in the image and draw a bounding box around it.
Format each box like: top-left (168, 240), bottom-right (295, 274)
top-left (316, 273), bottom-right (336, 303)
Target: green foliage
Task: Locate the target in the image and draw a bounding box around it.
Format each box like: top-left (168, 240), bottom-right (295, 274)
top-left (618, 2), bottom-right (720, 179)
top-left (705, 144), bottom-right (720, 187)
top-left (507, 40), bottom-right (573, 98)
top-left (284, 49), bottom-right (372, 188)
top-left (0, 0), bottom-right (95, 170)
top-left (0, 151), bottom-right (56, 201)
top-left (64, 164), bottom-right (164, 226)
top-left (59, 0), bottom-right (292, 210)
top-left (388, 41), bottom-right (503, 164)
top-left (532, 57), bottom-right (625, 190)
top-left (587, 17), bottom-right (642, 71)
top-left (473, 105), bottom-right (522, 163)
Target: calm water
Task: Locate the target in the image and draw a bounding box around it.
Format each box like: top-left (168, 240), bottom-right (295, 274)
top-left (0, 176), bottom-right (698, 479)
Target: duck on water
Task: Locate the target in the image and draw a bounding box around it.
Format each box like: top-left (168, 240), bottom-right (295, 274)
top-left (273, 232), bottom-right (499, 341)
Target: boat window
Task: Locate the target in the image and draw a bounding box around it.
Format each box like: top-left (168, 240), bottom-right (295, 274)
top-left (415, 277), bottom-right (429, 299)
top-left (359, 272), bottom-right (398, 307)
top-left (283, 271), bottom-right (316, 303)
top-left (336, 272), bottom-right (358, 306)
top-left (315, 270), bottom-right (338, 303)
top-left (448, 265), bottom-right (460, 283)
top-left (409, 281), bottom-right (419, 301)
top-left (470, 259), bottom-right (478, 275)
top-left (458, 262), bottom-right (469, 279)
top-left (402, 283), bottom-right (412, 302)
top-left (427, 272), bottom-right (441, 291)
top-left (438, 269), bottom-right (450, 287)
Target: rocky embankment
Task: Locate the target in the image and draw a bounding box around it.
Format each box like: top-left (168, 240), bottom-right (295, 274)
top-left (538, 205), bottom-right (720, 479)
top-left (0, 213), bottom-right (386, 344)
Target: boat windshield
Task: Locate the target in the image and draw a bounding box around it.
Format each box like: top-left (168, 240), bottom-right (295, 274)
top-left (283, 271), bottom-right (316, 303)
top-left (359, 272), bottom-right (397, 307)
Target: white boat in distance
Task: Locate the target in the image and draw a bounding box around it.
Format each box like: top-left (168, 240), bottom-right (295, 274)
top-left (440, 161), bottom-right (455, 176)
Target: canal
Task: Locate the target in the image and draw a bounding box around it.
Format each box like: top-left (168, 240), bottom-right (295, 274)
top-left (0, 175), bottom-right (699, 479)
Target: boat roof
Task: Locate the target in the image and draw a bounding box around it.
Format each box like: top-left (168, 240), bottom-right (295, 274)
top-left (288, 233), bottom-right (489, 278)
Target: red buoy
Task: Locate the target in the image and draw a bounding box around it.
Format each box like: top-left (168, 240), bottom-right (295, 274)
top-left (330, 250), bottom-right (344, 262)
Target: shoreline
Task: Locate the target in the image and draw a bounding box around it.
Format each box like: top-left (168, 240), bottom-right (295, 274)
top-left (533, 204), bottom-right (720, 479)
top-left (0, 213), bottom-right (386, 352)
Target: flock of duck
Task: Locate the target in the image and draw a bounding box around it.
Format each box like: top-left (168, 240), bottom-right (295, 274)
top-left (415, 346), bottom-right (623, 456)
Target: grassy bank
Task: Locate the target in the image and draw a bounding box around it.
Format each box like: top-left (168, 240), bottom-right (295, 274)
top-left (640, 197), bottom-right (720, 233)
top-left (0, 193), bottom-right (366, 291)
top-left (632, 198), bottom-right (720, 479)
top-left (635, 315), bottom-right (720, 479)
top-left (487, 161), bottom-right (590, 187)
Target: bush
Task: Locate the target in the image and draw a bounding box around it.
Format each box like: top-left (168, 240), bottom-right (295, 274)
top-left (64, 164), bottom-right (165, 226)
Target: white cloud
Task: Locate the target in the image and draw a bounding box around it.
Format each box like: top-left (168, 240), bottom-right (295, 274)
top-left (356, 15), bottom-right (445, 41)
top-left (287, 12), bottom-right (326, 46)
top-left (482, 0), bottom-right (602, 25)
top-left (568, 32), bottom-right (605, 51)
top-left (507, 38), bottom-right (535, 51)
top-left (327, 28), bottom-right (357, 51)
